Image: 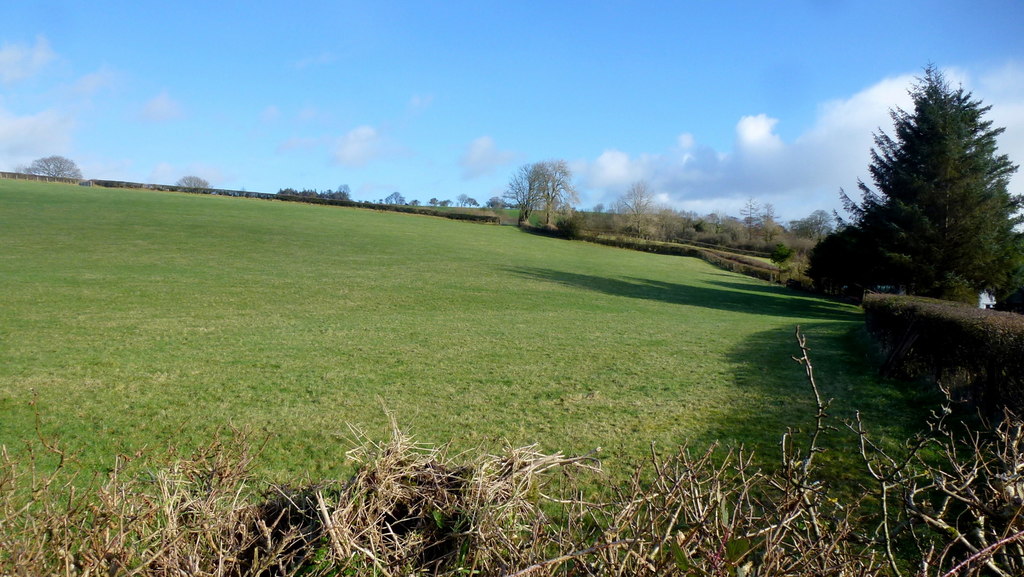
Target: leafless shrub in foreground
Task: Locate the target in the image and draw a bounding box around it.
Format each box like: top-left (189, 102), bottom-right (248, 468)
top-left (854, 401), bottom-right (1024, 576)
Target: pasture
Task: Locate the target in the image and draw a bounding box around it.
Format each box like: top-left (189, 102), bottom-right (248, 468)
top-left (0, 180), bottom-right (924, 482)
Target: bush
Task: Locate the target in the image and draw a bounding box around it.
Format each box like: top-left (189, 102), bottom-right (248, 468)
top-left (555, 211), bottom-right (585, 239)
top-left (862, 293), bottom-right (1024, 413)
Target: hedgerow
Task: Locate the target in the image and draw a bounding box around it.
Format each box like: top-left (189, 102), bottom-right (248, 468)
top-left (862, 293), bottom-right (1024, 413)
top-left (81, 178), bottom-right (502, 225)
top-left (586, 234), bottom-right (781, 282)
top-left (275, 194), bottom-right (501, 224)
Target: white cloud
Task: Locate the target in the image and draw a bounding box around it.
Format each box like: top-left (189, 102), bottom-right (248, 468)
top-left (573, 67), bottom-right (1024, 221)
top-left (586, 149), bottom-right (643, 189)
top-left (139, 91), bottom-right (184, 122)
top-left (333, 125), bottom-right (382, 167)
top-left (0, 106), bottom-right (74, 169)
top-left (0, 36), bottom-right (55, 84)
top-left (459, 136), bottom-right (516, 179)
top-left (978, 62), bottom-right (1024, 184)
top-left (735, 114), bottom-right (783, 154)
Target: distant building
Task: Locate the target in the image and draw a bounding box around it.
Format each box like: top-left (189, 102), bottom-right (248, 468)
top-left (979, 292), bottom-right (996, 309)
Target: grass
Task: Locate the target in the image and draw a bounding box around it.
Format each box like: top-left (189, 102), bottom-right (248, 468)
top-left (0, 179), bottom-right (929, 484)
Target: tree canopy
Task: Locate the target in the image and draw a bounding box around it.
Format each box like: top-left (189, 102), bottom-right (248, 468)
top-left (25, 155), bottom-right (82, 179)
top-left (503, 163), bottom-right (544, 225)
top-left (176, 175), bottom-right (210, 191)
top-left (809, 66), bottom-right (1022, 302)
top-left (503, 160), bottom-right (577, 227)
top-left (616, 180), bottom-right (656, 238)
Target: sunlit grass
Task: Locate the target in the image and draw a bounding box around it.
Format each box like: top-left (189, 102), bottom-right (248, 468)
top-left (0, 180), bottom-right (927, 484)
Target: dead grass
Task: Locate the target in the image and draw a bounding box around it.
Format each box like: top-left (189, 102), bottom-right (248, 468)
top-left (4, 409), bottom-right (1022, 576)
top-left (0, 420), bottom-right (603, 576)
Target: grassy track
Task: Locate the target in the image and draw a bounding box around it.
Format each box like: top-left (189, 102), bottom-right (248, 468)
top-left (0, 180), bottom-right (926, 482)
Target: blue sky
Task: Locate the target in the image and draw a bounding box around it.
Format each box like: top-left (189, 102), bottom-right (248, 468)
top-left (3, 1), bottom-right (1023, 220)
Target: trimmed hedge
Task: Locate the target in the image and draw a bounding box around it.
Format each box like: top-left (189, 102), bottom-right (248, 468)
top-left (275, 195), bottom-right (501, 224)
top-left (587, 234), bottom-right (781, 282)
top-left (862, 293), bottom-right (1024, 413)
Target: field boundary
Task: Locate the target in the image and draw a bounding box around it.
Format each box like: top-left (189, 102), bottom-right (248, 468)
top-left (0, 174), bottom-right (501, 225)
top-left (0, 171), bottom-right (84, 185)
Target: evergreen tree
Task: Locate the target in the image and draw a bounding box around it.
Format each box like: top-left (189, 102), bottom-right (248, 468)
top-left (810, 66), bottom-right (1022, 302)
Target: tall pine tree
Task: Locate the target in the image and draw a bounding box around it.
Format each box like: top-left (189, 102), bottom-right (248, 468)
top-left (810, 65), bottom-right (1022, 302)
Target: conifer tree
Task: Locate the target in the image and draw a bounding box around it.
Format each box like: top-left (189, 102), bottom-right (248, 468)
top-left (811, 65), bottom-right (1022, 302)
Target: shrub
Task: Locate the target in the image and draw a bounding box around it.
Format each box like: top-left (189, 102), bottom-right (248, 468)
top-left (862, 293), bottom-right (1024, 413)
top-left (555, 211), bottom-right (585, 239)
top-left (770, 242), bottom-right (794, 266)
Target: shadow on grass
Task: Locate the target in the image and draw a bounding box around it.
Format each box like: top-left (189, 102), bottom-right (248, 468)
top-left (507, 266), bottom-right (860, 321)
top-left (703, 323), bottom-right (940, 491)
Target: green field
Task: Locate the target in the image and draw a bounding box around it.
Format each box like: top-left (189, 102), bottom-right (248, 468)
top-left (0, 180), bottom-right (924, 482)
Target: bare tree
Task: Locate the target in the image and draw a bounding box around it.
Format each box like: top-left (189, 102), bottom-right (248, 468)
top-left (760, 202), bottom-right (781, 242)
top-left (26, 155), bottom-right (82, 179)
top-left (385, 192), bottom-right (406, 205)
top-left (175, 175), bottom-right (210, 191)
top-left (616, 180), bottom-right (656, 238)
top-left (536, 160), bottom-right (578, 227)
top-left (504, 163), bottom-right (545, 226)
top-left (740, 197), bottom-right (760, 241)
top-left (789, 209), bottom-right (834, 240)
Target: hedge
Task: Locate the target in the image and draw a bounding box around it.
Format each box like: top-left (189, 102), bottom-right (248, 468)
top-left (0, 171), bottom-right (83, 185)
top-left (587, 234), bottom-right (781, 282)
top-left (862, 293), bottom-right (1024, 413)
top-left (274, 195), bottom-right (501, 224)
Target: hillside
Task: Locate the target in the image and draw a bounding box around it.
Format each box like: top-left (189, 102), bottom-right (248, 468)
top-left (0, 179), bottom-right (923, 480)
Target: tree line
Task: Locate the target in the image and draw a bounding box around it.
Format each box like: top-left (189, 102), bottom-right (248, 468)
top-left (502, 66), bottom-right (1021, 307)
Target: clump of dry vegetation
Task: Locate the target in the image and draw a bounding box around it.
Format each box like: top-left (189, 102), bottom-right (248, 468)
top-left (0, 422), bottom-right (598, 576)
top-left (2, 332), bottom-right (1023, 576)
